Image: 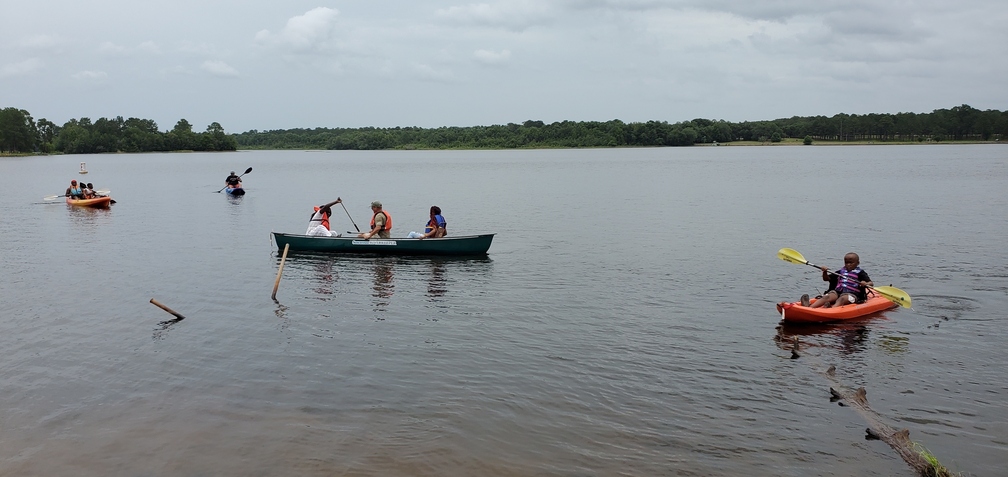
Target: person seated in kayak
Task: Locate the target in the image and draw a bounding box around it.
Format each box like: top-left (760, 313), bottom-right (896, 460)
top-left (306, 198), bottom-right (343, 237)
top-left (81, 182), bottom-right (95, 199)
top-left (87, 183), bottom-right (105, 197)
top-left (66, 180), bottom-right (83, 199)
top-left (406, 205), bottom-right (447, 239)
top-left (359, 201), bottom-right (392, 240)
top-left (803, 252), bottom-right (873, 308)
top-left (225, 171), bottom-right (242, 189)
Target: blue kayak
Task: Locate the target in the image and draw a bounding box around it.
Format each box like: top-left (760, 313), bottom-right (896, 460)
top-left (225, 187), bottom-right (245, 196)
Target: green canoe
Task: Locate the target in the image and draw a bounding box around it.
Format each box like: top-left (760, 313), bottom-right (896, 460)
top-left (272, 232), bottom-right (495, 256)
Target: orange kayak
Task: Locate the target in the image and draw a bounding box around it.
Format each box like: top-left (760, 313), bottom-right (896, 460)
top-left (776, 293), bottom-right (897, 323)
top-left (66, 196), bottom-right (112, 208)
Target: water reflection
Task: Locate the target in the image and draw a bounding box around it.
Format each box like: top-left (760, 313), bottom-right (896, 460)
top-left (775, 321), bottom-right (873, 356)
top-left (152, 316), bottom-right (184, 341)
top-left (311, 257), bottom-right (337, 300)
top-left (370, 257), bottom-right (395, 312)
top-left (426, 259), bottom-right (447, 301)
top-left (67, 204), bottom-right (112, 229)
top-left (271, 252), bottom-right (494, 312)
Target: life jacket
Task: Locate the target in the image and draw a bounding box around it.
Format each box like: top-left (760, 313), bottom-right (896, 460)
top-left (834, 267), bottom-right (864, 296)
top-left (370, 210), bottom-right (392, 231)
top-left (311, 206), bottom-right (330, 230)
top-left (425, 215), bottom-right (447, 237)
top-left (70, 186), bottom-right (82, 197)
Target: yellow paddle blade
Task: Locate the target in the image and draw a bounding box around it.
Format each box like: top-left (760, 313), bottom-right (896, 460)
top-left (777, 248), bottom-right (808, 265)
top-left (872, 285), bottom-right (912, 308)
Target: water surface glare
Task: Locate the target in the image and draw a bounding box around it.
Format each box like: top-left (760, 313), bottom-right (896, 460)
top-left (1, 146), bottom-right (1006, 476)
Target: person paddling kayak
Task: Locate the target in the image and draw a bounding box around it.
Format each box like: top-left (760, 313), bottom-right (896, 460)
top-left (224, 171), bottom-right (242, 190)
top-left (800, 252), bottom-right (873, 308)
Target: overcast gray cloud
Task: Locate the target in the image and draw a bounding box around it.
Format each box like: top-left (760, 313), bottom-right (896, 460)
top-left (1, 0), bottom-right (1005, 132)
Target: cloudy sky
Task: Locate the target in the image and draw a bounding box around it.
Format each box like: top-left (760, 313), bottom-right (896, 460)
top-left (3, 0), bottom-right (1006, 133)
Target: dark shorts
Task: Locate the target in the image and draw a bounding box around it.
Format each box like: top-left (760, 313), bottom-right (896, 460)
top-left (831, 289), bottom-right (863, 303)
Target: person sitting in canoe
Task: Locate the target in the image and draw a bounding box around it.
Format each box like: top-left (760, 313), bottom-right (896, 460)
top-left (359, 201), bottom-right (392, 240)
top-left (406, 205), bottom-right (447, 239)
top-left (224, 171), bottom-right (242, 190)
top-left (306, 198), bottom-right (343, 237)
top-left (66, 180), bottom-right (83, 199)
top-left (802, 252), bottom-right (873, 308)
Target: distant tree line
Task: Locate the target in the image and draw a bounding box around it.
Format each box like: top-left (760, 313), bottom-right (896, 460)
top-left (0, 107), bottom-right (237, 154)
top-left (233, 104), bottom-right (1007, 150)
top-left (3, 104), bottom-right (1005, 154)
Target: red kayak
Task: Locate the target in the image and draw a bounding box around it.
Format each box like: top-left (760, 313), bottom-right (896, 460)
top-left (776, 292), bottom-right (897, 323)
top-left (66, 196), bottom-right (112, 208)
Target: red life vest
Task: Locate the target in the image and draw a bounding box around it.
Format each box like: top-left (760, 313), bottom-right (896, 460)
top-left (370, 210), bottom-right (392, 231)
top-left (312, 206), bottom-right (330, 230)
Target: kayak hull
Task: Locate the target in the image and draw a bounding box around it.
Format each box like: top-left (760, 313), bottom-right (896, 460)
top-left (273, 232), bottom-right (495, 256)
top-left (66, 196), bottom-right (112, 208)
top-left (225, 187), bottom-right (245, 196)
top-left (776, 293), bottom-right (897, 323)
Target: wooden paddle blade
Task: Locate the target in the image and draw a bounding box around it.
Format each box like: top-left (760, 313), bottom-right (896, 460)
top-left (777, 248), bottom-right (808, 265)
top-left (872, 285), bottom-right (912, 308)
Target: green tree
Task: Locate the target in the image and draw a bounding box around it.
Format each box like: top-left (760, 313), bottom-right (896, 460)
top-left (204, 121), bottom-right (237, 151)
top-left (0, 107), bottom-right (38, 152)
top-left (36, 118), bottom-right (59, 152)
top-left (167, 119), bottom-right (197, 150)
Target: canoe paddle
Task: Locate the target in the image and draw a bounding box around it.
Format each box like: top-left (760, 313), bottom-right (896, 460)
top-left (777, 248), bottom-right (912, 308)
top-left (216, 167), bottom-right (252, 193)
top-left (340, 202), bottom-right (361, 233)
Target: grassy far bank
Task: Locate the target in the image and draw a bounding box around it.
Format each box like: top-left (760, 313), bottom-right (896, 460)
top-left (719, 138), bottom-right (1004, 146)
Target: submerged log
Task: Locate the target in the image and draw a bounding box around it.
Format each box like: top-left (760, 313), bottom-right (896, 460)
top-left (825, 375), bottom-right (956, 477)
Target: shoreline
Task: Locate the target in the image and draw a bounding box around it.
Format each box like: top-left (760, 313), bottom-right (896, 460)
top-left (3, 139), bottom-right (1003, 157)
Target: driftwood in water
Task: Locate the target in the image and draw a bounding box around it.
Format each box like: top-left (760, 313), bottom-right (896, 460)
top-left (824, 367), bottom-right (956, 477)
top-left (779, 333), bottom-right (957, 477)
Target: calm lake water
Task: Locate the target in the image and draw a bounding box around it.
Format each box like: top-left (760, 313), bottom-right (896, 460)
top-left (1, 145), bottom-right (1006, 476)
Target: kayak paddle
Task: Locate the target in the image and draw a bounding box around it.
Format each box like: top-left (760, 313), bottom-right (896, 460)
top-left (777, 248), bottom-right (912, 308)
top-left (44, 189), bottom-right (111, 201)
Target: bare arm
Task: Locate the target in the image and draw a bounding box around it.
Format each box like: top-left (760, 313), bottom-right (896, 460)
top-left (359, 210), bottom-right (382, 239)
top-left (321, 197), bottom-right (341, 209)
top-left (360, 224), bottom-right (381, 239)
